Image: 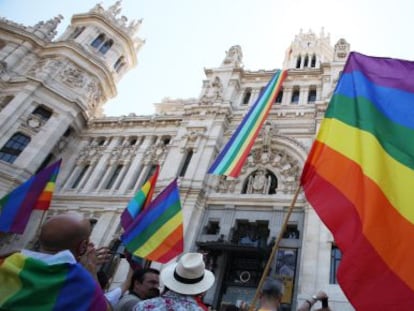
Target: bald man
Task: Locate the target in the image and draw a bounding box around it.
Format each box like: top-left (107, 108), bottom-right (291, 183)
top-left (0, 212), bottom-right (112, 311)
top-left (39, 212), bottom-right (92, 260)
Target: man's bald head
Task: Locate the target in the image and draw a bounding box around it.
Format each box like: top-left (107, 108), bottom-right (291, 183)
top-left (39, 212), bottom-right (92, 259)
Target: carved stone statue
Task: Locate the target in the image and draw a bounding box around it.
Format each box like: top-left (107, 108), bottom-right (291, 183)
top-left (246, 168), bottom-right (270, 194)
top-left (221, 45), bottom-right (243, 67)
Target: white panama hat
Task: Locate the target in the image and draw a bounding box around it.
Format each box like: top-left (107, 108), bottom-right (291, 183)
top-left (161, 252), bottom-right (215, 295)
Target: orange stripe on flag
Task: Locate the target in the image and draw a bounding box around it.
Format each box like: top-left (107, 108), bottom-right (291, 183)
top-left (146, 225), bottom-right (183, 261)
top-left (311, 141), bottom-right (414, 290)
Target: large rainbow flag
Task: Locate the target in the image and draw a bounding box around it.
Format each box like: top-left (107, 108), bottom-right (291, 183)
top-left (121, 179), bottom-right (183, 263)
top-left (208, 69), bottom-right (287, 177)
top-left (301, 52), bottom-right (414, 310)
top-left (0, 159), bottom-right (61, 234)
top-left (120, 165), bottom-right (159, 231)
top-left (0, 250), bottom-right (107, 310)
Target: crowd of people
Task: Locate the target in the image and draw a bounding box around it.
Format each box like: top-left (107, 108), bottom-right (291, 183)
top-left (0, 212), bottom-right (333, 311)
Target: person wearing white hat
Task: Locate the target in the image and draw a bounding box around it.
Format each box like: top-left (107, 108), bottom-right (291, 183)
top-left (134, 252), bottom-right (215, 311)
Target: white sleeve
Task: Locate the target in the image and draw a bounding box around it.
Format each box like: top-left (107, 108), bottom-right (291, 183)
top-left (105, 287), bottom-right (123, 307)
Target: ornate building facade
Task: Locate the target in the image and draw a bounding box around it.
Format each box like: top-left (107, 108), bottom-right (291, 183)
top-left (0, 3), bottom-right (353, 311)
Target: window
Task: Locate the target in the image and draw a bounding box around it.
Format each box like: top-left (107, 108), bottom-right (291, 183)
top-left (291, 88), bottom-right (300, 104)
top-left (99, 39), bottom-right (113, 55)
top-left (311, 55), bottom-right (317, 67)
top-left (296, 55), bottom-right (301, 69)
top-left (71, 164), bottom-right (90, 189)
top-left (71, 26), bottom-right (85, 39)
top-left (0, 132), bottom-right (31, 163)
top-left (105, 164), bottom-right (123, 189)
top-left (283, 224), bottom-right (300, 239)
top-left (97, 137), bottom-right (106, 146)
top-left (330, 245), bottom-right (342, 284)
top-left (304, 55), bottom-right (309, 67)
top-left (91, 34), bottom-right (105, 48)
top-left (36, 153), bottom-right (53, 173)
top-left (32, 105), bottom-right (52, 121)
top-left (63, 127), bottom-right (72, 137)
top-left (0, 95), bottom-right (14, 110)
top-left (204, 220), bottom-right (220, 235)
top-left (179, 149), bottom-right (193, 177)
top-left (275, 88), bottom-right (283, 104)
top-left (0, 39), bottom-right (5, 50)
top-left (162, 136), bottom-right (171, 145)
top-left (308, 88), bottom-right (317, 103)
top-left (242, 88), bottom-right (252, 105)
top-left (114, 56), bottom-right (125, 72)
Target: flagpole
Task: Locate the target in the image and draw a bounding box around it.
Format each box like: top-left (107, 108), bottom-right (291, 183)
top-left (248, 185), bottom-right (302, 311)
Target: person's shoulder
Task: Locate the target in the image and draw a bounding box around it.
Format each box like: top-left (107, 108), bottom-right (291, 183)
top-left (133, 297), bottom-right (164, 311)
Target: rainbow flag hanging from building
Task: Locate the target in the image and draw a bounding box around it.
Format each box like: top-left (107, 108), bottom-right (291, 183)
top-left (120, 165), bottom-right (159, 231)
top-left (121, 179), bottom-right (183, 264)
top-left (208, 69), bottom-right (287, 177)
top-left (0, 250), bottom-right (107, 310)
top-left (301, 52), bottom-right (414, 310)
top-left (0, 159), bottom-right (61, 234)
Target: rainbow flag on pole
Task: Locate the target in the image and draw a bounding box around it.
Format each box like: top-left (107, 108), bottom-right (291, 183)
top-left (0, 250), bottom-right (107, 310)
top-left (120, 165), bottom-right (159, 231)
top-left (121, 179), bottom-right (183, 263)
top-left (0, 159), bottom-right (61, 234)
top-left (208, 69), bottom-right (287, 177)
top-left (301, 52), bottom-right (414, 309)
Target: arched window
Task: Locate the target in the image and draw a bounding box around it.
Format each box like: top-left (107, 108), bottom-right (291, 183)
top-left (179, 149), bottom-right (193, 177)
top-left (308, 88), bottom-right (317, 103)
top-left (71, 26), bottom-right (85, 39)
top-left (242, 88), bottom-right (252, 105)
top-left (291, 87), bottom-right (300, 104)
top-left (91, 34), bottom-right (105, 48)
top-left (296, 55), bottom-right (301, 69)
top-left (32, 105), bottom-right (52, 121)
top-left (114, 56), bottom-right (125, 72)
top-left (99, 39), bottom-right (113, 55)
top-left (0, 132), bottom-right (31, 163)
top-left (311, 54), bottom-right (317, 68)
top-left (303, 55), bottom-right (309, 67)
top-left (275, 88), bottom-right (283, 104)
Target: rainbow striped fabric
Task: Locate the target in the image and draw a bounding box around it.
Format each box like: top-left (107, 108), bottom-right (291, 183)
top-left (121, 179), bottom-right (183, 263)
top-left (0, 250), bottom-right (107, 310)
top-left (301, 52), bottom-right (414, 309)
top-left (208, 69), bottom-right (287, 177)
top-left (120, 165), bottom-right (159, 231)
top-left (0, 159), bottom-right (61, 234)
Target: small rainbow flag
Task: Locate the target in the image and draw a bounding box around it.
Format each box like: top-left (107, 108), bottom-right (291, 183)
top-left (208, 69), bottom-right (287, 177)
top-left (0, 250), bottom-right (107, 310)
top-left (120, 165), bottom-right (159, 231)
top-left (0, 159), bottom-right (61, 234)
top-left (301, 52), bottom-right (414, 309)
top-left (121, 179), bottom-right (183, 264)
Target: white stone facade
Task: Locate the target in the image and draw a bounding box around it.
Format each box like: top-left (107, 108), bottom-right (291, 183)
top-left (0, 4), bottom-right (354, 311)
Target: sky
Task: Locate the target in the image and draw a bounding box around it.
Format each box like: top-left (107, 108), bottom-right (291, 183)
top-left (1, 0), bottom-right (413, 116)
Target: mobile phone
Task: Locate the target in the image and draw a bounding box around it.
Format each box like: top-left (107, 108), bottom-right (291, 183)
top-left (321, 298), bottom-right (328, 308)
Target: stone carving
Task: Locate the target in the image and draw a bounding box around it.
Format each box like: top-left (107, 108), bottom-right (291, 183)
top-left (30, 15), bottom-right (63, 40)
top-left (87, 80), bottom-right (104, 107)
top-left (246, 168), bottom-right (271, 194)
top-left (89, 1), bottom-right (141, 37)
top-left (143, 142), bottom-right (166, 164)
top-left (60, 64), bottom-right (85, 88)
top-left (222, 45), bottom-right (243, 67)
top-left (200, 76), bottom-right (223, 104)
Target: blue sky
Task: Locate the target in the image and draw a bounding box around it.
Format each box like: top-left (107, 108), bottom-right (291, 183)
top-left (1, 0), bottom-right (413, 116)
